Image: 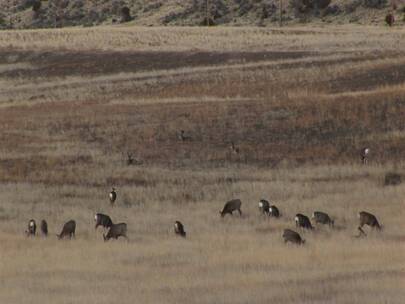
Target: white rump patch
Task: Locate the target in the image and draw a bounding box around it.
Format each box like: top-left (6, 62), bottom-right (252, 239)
top-left (295, 216), bottom-right (299, 222)
top-left (94, 214), bottom-right (98, 221)
top-left (312, 212), bottom-right (315, 219)
top-left (259, 202), bottom-right (263, 208)
top-left (365, 148), bottom-right (370, 154)
top-left (29, 221), bottom-right (34, 227)
top-left (358, 212), bottom-right (361, 218)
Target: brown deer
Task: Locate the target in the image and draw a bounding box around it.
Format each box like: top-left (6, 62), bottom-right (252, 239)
top-left (174, 221), bottom-right (186, 237)
top-left (312, 211), bottom-right (334, 227)
top-left (57, 220), bottom-right (76, 239)
top-left (358, 211), bottom-right (381, 231)
top-left (25, 219), bottom-right (36, 237)
top-left (295, 214), bottom-right (313, 230)
top-left (258, 199), bottom-right (270, 215)
top-left (109, 188), bottom-right (117, 207)
top-left (282, 229), bottom-right (305, 245)
top-left (220, 199), bottom-right (242, 217)
top-left (40, 219), bottom-right (48, 237)
top-left (103, 223), bottom-right (128, 241)
top-left (94, 213), bottom-right (113, 231)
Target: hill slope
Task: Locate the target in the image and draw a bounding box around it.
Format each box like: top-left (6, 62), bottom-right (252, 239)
top-left (0, 0), bottom-right (404, 29)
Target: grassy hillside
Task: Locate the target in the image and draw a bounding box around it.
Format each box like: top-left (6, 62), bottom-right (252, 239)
top-left (0, 25), bottom-right (404, 303)
top-left (0, 0), bottom-right (404, 29)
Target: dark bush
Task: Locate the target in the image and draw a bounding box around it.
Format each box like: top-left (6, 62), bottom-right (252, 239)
top-left (363, 0), bottom-right (387, 8)
top-left (120, 6), bottom-right (132, 23)
top-left (385, 13), bottom-right (395, 26)
top-left (384, 172), bottom-right (401, 186)
top-left (32, 0), bottom-right (41, 12)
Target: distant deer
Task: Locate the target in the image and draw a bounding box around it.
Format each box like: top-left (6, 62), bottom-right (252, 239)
top-left (25, 219), bottom-right (36, 237)
top-left (312, 211), bottom-right (334, 227)
top-left (174, 221), bottom-right (186, 237)
top-left (109, 188), bottom-right (117, 207)
top-left (358, 211), bottom-right (381, 231)
top-left (126, 152), bottom-right (142, 166)
top-left (295, 214), bottom-right (313, 230)
top-left (94, 213), bottom-right (113, 231)
top-left (40, 219), bottom-right (48, 237)
top-left (178, 130), bottom-right (191, 142)
top-left (258, 199), bottom-right (270, 215)
top-left (57, 220), bottom-right (76, 239)
top-left (103, 223), bottom-right (128, 241)
top-left (220, 199), bottom-right (242, 217)
top-left (360, 147), bottom-right (370, 165)
top-left (385, 13), bottom-right (395, 27)
top-left (282, 229), bottom-right (305, 245)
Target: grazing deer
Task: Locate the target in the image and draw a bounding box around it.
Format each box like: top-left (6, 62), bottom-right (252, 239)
top-left (312, 211), bottom-right (334, 227)
top-left (282, 229), bottom-right (305, 245)
top-left (358, 211), bottom-right (381, 231)
top-left (25, 219), bottom-right (36, 237)
top-left (109, 188), bottom-right (117, 207)
top-left (94, 213), bottom-right (113, 231)
top-left (57, 220), bottom-right (76, 239)
top-left (40, 219), bottom-right (48, 237)
top-left (220, 199), bottom-right (242, 217)
top-left (126, 152), bottom-right (142, 166)
top-left (174, 221), bottom-right (186, 237)
top-left (103, 223), bottom-right (128, 241)
top-left (295, 214), bottom-right (313, 230)
top-left (269, 205), bottom-right (280, 218)
top-left (178, 130), bottom-right (191, 142)
top-left (360, 147), bottom-right (370, 165)
top-left (258, 199), bottom-right (270, 214)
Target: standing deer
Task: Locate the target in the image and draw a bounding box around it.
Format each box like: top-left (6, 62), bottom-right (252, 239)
top-left (230, 142), bottom-right (240, 155)
top-left (312, 211), bottom-right (334, 227)
top-left (358, 211), bottom-right (381, 231)
top-left (282, 229), bottom-right (305, 245)
top-left (174, 221), bottom-right (186, 237)
top-left (25, 219), bottom-right (36, 237)
top-left (258, 199), bottom-right (270, 215)
top-left (360, 147), bottom-right (370, 165)
top-left (103, 223), bottom-right (128, 241)
top-left (295, 214), bottom-right (313, 230)
top-left (109, 188), bottom-right (117, 207)
top-left (178, 130), bottom-right (191, 142)
top-left (40, 219), bottom-right (48, 237)
top-left (57, 220), bottom-right (76, 239)
top-left (220, 199), bottom-right (242, 217)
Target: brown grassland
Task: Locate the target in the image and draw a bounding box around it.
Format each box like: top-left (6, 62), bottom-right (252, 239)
top-left (0, 25), bottom-right (405, 303)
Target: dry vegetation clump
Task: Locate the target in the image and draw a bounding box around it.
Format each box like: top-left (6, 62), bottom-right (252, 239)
top-left (0, 26), bottom-right (404, 303)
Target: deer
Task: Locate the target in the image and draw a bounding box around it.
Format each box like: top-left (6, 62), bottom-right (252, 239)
top-left (94, 213), bottom-right (113, 231)
top-left (103, 223), bottom-right (128, 241)
top-left (258, 199), bottom-right (270, 215)
top-left (269, 205), bottom-right (280, 218)
top-left (57, 220), bottom-right (76, 239)
top-left (178, 130), bottom-right (191, 142)
top-left (25, 219), bottom-right (36, 237)
top-left (109, 187), bottom-right (117, 207)
top-left (282, 229), bottom-right (305, 245)
top-left (174, 221), bottom-right (186, 237)
top-left (230, 142), bottom-right (240, 155)
top-left (126, 152), bottom-right (142, 166)
top-left (220, 199), bottom-right (242, 217)
top-left (312, 211), bottom-right (334, 227)
top-left (295, 214), bottom-right (314, 230)
top-left (40, 219), bottom-right (48, 237)
top-left (360, 147), bottom-right (370, 165)
top-left (358, 211), bottom-right (381, 231)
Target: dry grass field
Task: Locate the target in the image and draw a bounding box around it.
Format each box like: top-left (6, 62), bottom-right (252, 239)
top-left (0, 25), bottom-right (405, 304)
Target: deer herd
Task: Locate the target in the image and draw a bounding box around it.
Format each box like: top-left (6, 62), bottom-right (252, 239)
top-left (24, 183), bottom-right (382, 245)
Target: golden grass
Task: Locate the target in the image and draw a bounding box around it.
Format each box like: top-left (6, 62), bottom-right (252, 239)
top-left (0, 25), bottom-right (405, 303)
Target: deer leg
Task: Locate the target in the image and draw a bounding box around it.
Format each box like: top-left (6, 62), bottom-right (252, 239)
top-left (238, 209), bottom-right (242, 216)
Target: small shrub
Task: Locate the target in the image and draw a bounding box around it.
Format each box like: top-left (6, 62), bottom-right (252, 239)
top-left (363, 0), bottom-right (387, 8)
top-left (32, 0), bottom-right (41, 12)
top-left (385, 13), bottom-right (395, 26)
top-left (120, 6), bottom-right (132, 23)
top-left (384, 172), bottom-right (401, 186)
